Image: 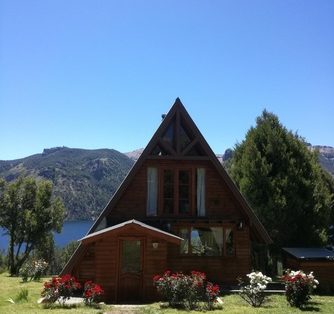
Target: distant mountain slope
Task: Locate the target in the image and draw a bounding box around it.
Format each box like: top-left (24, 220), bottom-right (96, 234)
top-left (0, 147), bottom-right (134, 220)
top-left (1, 144), bottom-right (332, 221)
top-left (310, 145), bottom-right (334, 177)
top-left (124, 148), bottom-right (144, 162)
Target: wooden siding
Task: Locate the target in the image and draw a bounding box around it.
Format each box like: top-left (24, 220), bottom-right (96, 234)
top-left (107, 160), bottom-right (244, 221)
top-left (167, 226), bottom-right (251, 285)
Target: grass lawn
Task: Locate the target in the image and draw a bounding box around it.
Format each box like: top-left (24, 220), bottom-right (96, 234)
top-left (1, 272), bottom-right (333, 313)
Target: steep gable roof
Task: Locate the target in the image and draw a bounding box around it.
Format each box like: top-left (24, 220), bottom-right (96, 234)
top-left (89, 98), bottom-right (271, 243)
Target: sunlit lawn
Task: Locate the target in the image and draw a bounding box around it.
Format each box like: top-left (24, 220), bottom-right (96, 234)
top-left (1, 272), bottom-right (334, 313)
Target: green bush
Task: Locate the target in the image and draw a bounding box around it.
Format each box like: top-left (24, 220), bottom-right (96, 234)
top-left (20, 258), bottom-right (48, 282)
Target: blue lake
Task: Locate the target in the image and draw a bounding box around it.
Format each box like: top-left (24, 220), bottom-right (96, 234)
top-left (0, 220), bottom-right (92, 251)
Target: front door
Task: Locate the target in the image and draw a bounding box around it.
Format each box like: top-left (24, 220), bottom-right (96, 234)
top-left (117, 238), bottom-right (144, 303)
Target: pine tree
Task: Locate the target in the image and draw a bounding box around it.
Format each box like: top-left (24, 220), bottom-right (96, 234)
top-left (229, 110), bottom-right (333, 248)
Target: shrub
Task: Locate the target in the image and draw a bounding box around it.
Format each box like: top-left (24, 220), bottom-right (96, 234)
top-left (41, 274), bottom-right (81, 305)
top-left (153, 270), bottom-right (220, 310)
top-left (281, 269), bottom-right (319, 308)
top-left (238, 271), bottom-right (272, 307)
top-left (20, 258), bottom-right (48, 282)
top-left (83, 280), bottom-right (104, 306)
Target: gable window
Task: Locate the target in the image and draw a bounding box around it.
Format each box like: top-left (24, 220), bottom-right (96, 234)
top-left (179, 226), bottom-right (234, 256)
top-left (147, 167), bottom-right (158, 216)
top-left (161, 168), bottom-right (193, 215)
top-left (160, 167), bottom-right (205, 216)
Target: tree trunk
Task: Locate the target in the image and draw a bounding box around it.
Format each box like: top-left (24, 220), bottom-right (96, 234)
top-left (8, 231), bottom-right (16, 275)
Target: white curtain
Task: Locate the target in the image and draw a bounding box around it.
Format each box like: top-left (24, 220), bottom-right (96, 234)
top-left (211, 227), bottom-right (224, 255)
top-left (197, 168), bottom-right (205, 216)
top-left (147, 167), bottom-right (158, 216)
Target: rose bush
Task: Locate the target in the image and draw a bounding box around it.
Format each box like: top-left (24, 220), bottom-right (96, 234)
top-left (238, 271), bottom-right (272, 307)
top-left (41, 274), bottom-right (81, 305)
top-left (153, 270), bottom-right (220, 310)
top-left (281, 270), bottom-right (319, 308)
top-left (83, 280), bottom-right (104, 306)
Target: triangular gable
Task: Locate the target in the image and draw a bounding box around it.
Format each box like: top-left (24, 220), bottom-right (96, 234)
top-left (61, 98), bottom-right (271, 275)
top-left (80, 219), bottom-right (182, 245)
top-left (89, 98), bottom-right (271, 243)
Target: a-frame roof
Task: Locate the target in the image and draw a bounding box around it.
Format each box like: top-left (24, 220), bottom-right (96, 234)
top-left (61, 98), bottom-right (271, 275)
top-left (89, 98), bottom-right (271, 242)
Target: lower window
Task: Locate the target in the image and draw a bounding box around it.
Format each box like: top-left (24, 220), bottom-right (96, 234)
top-left (179, 226), bottom-right (234, 256)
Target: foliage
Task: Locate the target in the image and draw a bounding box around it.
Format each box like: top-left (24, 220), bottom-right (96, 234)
top-left (47, 241), bottom-right (79, 275)
top-left (281, 269), bottom-right (319, 308)
top-left (229, 110), bottom-right (334, 248)
top-left (0, 147), bottom-right (134, 220)
top-left (153, 270), bottom-right (220, 310)
top-left (83, 280), bottom-right (104, 306)
top-left (0, 249), bottom-right (7, 273)
top-left (238, 271), bottom-right (272, 307)
top-left (0, 176), bottom-right (65, 275)
top-left (41, 274), bottom-right (81, 305)
top-left (19, 258), bottom-right (48, 282)
top-left (15, 288), bottom-right (29, 303)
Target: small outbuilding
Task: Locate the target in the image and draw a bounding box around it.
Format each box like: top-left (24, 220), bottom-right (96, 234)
top-left (282, 247), bottom-right (334, 292)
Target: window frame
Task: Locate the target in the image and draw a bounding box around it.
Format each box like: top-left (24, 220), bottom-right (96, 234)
top-left (159, 167), bottom-right (196, 216)
top-left (176, 224), bottom-right (235, 257)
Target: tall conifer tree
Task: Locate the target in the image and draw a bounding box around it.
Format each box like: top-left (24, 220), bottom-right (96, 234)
top-left (229, 110), bottom-right (333, 248)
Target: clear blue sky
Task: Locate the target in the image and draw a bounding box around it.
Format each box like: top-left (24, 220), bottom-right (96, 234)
top-left (1, 0), bottom-right (333, 160)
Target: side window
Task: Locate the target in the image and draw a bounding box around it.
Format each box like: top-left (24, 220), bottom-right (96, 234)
top-left (196, 168), bottom-right (205, 216)
top-left (147, 167), bottom-right (158, 216)
top-left (178, 170), bottom-right (191, 214)
top-left (163, 169), bottom-right (174, 214)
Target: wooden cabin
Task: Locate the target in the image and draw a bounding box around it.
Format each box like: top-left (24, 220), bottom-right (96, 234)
top-left (61, 98), bottom-right (271, 303)
top-left (283, 247), bottom-right (334, 293)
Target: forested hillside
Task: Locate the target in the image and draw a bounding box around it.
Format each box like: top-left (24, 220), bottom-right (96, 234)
top-left (0, 147), bottom-right (134, 220)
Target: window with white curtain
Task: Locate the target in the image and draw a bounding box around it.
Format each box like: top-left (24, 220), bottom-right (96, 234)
top-left (147, 167), bottom-right (158, 216)
top-left (197, 168), bottom-right (206, 216)
top-left (178, 226), bottom-right (234, 256)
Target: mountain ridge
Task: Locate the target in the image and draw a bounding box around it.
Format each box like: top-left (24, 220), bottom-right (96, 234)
top-left (1, 144), bottom-right (333, 220)
top-left (0, 147), bottom-right (134, 220)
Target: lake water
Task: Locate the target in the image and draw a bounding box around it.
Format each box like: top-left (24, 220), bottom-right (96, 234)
top-left (0, 220), bottom-right (92, 251)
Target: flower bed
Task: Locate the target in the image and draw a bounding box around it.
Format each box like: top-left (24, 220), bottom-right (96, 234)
top-left (41, 274), bottom-right (104, 307)
top-left (281, 269), bottom-right (319, 308)
top-left (153, 270), bottom-right (221, 310)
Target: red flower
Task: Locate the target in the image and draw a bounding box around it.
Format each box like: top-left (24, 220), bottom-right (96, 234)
top-left (153, 275), bottom-right (161, 282)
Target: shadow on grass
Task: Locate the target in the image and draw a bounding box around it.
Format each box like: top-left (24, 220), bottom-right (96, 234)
top-left (42, 303), bottom-right (79, 310)
top-left (300, 301), bottom-right (321, 312)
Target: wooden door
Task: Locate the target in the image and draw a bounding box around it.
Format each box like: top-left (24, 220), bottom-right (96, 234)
top-left (117, 238), bottom-right (144, 303)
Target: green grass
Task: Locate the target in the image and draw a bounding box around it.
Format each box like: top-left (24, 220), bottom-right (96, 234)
top-left (142, 294), bottom-right (334, 313)
top-left (1, 272), bottom-right (334, 313)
